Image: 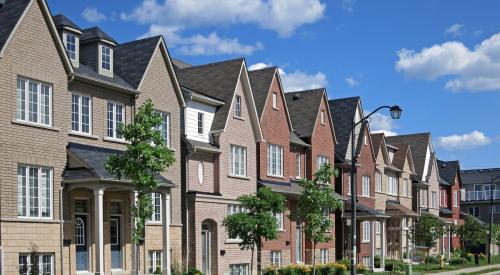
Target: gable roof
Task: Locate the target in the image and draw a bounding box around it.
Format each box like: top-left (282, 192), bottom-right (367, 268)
top-left (176, 58), bottom-right (244, 132)
top-left (52, 13), bottom-right (81, 33)
top-left (461, 168), bottom-right (500, 185)
top-left (437, 160), bottom-right (460, 186)
top-left (371, 133), bottom-right (384, 156)
top-left (80, 26), bottom-right (116, 45)
top-left (285, 89), bottom-right (325, 138)
top-left (0, 0), bottom-right (31, 53)
top-left (391, 143), bottom-right (410, 170)
top-left (386, 133), bottom-right (431, 179)
top-left (248, 67), bottom-right (276, 118)
top-left (329, 97), bottom-right (359, 160)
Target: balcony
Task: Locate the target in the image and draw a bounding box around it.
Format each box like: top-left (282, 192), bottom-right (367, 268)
top-left (462, 190), bottom-right (500, 201)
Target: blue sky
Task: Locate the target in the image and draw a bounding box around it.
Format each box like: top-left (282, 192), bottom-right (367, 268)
top-left (48, 0), bottom-right (500, 169)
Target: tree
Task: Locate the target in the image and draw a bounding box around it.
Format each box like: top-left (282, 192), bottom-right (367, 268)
top-left (223, 187), bottom-right (286, 275)
top-left (409, 212), bottom-right (445, 269)
top-left (295, 164), bottom-right (343, 275)
top-left (106, 99), bottom-right (175, 272)
top-left (457, 216), bottom-right (488, 254)
top-left (19, 243), bottom-right (40, 275)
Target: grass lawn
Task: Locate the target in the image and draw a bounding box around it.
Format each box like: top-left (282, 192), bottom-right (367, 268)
top-left (458, 267), bottom-right (500, 275)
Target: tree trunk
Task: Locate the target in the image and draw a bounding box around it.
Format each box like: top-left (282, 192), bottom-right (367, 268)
top-left (251, 247), bottom-right (255, 275)
top-left (313, 241), bottom-right (317, 275)
top-left (257, 241), bottom-right (262, 275)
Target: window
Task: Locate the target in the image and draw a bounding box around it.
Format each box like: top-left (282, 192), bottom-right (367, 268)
top-left (362, 257), bottom-right (370, 267)
top-left (363, 134), bottom-right (367, 145)
top-left (320, 110), bottom-right (325, 125)
top-left (154, 111), bottom-right (170, 147)
top-left (148, 251), bottom-right (162, 274)
top-left (387, 176), bottom-right (398, 195)
top-left (71, 93), bottom-right (91, 134)
top-left (75, 217), bottom-right (85, 245)
top-left (66, 33), bottom-right (76, 61)
top-left (347, 174), bottom-right (351, 195)
top-left (19, 254), bottom-right (53, 275)
top-left (295, 153), bottom-right (301, 179)
top-left (16, 78), bottom-right (51, 126)
top-left (107, 102), bottom-right (124, 139)
top-left (197, 112), bottom-right (204, 134)
top-left (18, 166), bottom-right (52, 218)
top-left (362, 221), bottom-right (370, 242)
top-left (150, 193), bottom-right (161, 222)
top-left (402, 218), bottom-right (408, 229)
top-left (317, 155), bottom-right (329, 170)
top-left (320, 249), bottom-right (328, 264)
top-left (468, 207), bottom-right (480, 217)
top-left (272, 92), bottom-right (278, 109)
top-left (101, 45), bottom-right (111, 70)
top-left (362, 176), bottom-right (370, 197)
top-left (453, 190), bottom-right (458, 207)
top-left (375, 172), bottom-right (382, 192)
top-left (375, 221), bottom-right (381, 234)
top-left (230, 264), bottom-right (248, 275)
top-left (420, 190), bottom-right (427, 207)
top-left (198, 161), bottom-right (204, 184)
top-left (227, 204), bottom-right (246, 241)
top-left (273, 212), bottom-right (284, 230)
top-left (431, 191), bottom-right (437, 208)
top-left (268, 144), bottom-right (283, 177)
top-left (495, 205), bottom-right (500, 213)
top-left (271, 251), bottom-right (282, 267)
top-left (440, 190), bottom-right (447, 207)
top-left (235, 95), bottom-right (242, 117)
top-left (402, 178), bottom-right (409, 197)
top-left (230, 145), bottom-right (247, 177)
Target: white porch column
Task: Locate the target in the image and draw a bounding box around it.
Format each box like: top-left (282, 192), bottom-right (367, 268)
top-left (441, 227), bottom-right (445, 256)
top-left (381, 220), bottom-right (386, 269)
top-left (370, 221), bottom-right (376, 270)
top-left (447, 226), bottom-right (451, 260)
top-left (399, 218), bottom-right (404, 260)
top-left (130, 191), bottom-right (138, 275)
top-left (94, 188), bottom-right (105, 275)
top-left (161, 193), bottom-right (171, 275)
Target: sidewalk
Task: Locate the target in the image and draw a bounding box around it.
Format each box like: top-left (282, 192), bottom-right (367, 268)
top-left (430, 264), bottom-right (500, 275)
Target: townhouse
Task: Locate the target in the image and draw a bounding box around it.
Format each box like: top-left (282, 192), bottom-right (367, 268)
top-left (177, 58), bottom-right (263, 275)
top-left (284, 89), bottom-right (337, 265)
top-left (371, 133), bottom-right (418, 262)
top-left (460, 168), bottom-right (500, 224)
top-left (329, 97), bottom-right (387, 271)
top-left (0, 0), bottom-right (185, 274)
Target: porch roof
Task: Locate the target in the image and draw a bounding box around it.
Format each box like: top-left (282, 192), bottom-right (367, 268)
top-left (63, 142), bottom-right (174, 187)
top-left (343, 200), bottom-right (389, 219)
top-left (385, 200), bottom-right (419, 217)
top-left (258, 179), bottom-right (346, 201)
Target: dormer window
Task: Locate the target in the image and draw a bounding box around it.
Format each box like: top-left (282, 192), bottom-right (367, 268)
top-left (66, 34), bottom-right (76, 61)
top-left (101, 45), bottom-right (111, 71)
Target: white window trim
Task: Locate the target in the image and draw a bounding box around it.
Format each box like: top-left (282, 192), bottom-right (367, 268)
top-left (65, 33), bottom-right (77, 61)
top-left (272, 92), bottom-right (278, 110)
top-left (18, 165), bottom-right (53, 219)
top-left (16, 77), bottom-right (53, 127)
top-left (227, 204), bottom-right (246, 242)
top-left (197, 112), bottom-right (204, 135)
top-left (234, 95), bottom-right (242, 117)
top-left (271, 251), bottom-right (282, 267)
top-left (101, 45), bottom-right (111, 71)
top-left (362, 221), bottom-right (370, 243)
top-left (229, 264), bottom-right (249, 275)
top-left (106, 101), bottom-right (125, 140)
top-left (402, 178), bottom-right (409, 197)
top-left (274, 212), bottom-right (284, 230)
top-left (154, 110), bottom-right (171, 148)
top-left (320, 249), bottom-right (329, 264)
top-left (230, 145), bottom-right (247, 177)
top-left (295, 153), bottom-right (301, 179)
top-left (431, 191), bottom-right (437, 209)
top-left (71, 92), bottom-right (92, 135)
top-left (148, 251), bottom-right (163, 273)
top-left (19, 253), bottom-right (54, 275)
top-left (320, 110), bottom-right (325, 125)
top-left (267, 144), bottom-right (284, 177)
top-left (361, 176), bottom-right (371, 197)
top-left (148, 193), bottom-right (162, 223)
top-left (317, 155), bottom-right (329, 171)
top-left (375, 172), bottom-right (382, 192)
top-left (453, 190), bottom-right (458, 207)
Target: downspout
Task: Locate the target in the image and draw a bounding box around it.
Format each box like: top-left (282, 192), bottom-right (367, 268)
top-left (60, 185), bottom-right (65, 275)
top-left (184, 148), bottom-right (195, 268)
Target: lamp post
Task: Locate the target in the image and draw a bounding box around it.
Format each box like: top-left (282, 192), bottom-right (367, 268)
top-left (350, 105), bottom-right (402, 275)
top-left (488, 171), bottom-right (500, 264)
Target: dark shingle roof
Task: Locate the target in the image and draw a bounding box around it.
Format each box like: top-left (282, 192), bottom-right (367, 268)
top-left (74, 63), bottom-right (135, 91)
top-left (52, 14), bottom-right (82, 32)
top-left (386, 133), bottom-right (431, 179)
top-left (386, 200), bottom-right (419, 217)
top-left (371, 133), bottom-right (384, 156)
top-left (81, 27), bottom-right (116, 45)
top-left (0, 0), bottom-right (31, 52)
top-left (437, 160), bottom-right (460, 186)
top-left (461, 168), bottom-right (500, 185)
top-left (176, 58), bottom-right (244, 132)
top-left (65, 143), bottom-right (173, 186)
top-left (114, 36), bottom-right (160, 88)
top-left (248, 67), bottom-right (276, 118)
top-left (329, 97), bottom-right (359, 160)
top-left (172, 58), bottom-right (192, 69)
top-left (391, 143), bottom-right (410, 170)
top-left (285, 89), bottom-right (325, 138)
top-left (290, 131), bottom-right (310, 147)
top-left (183, 137), bottom-right (220, 153)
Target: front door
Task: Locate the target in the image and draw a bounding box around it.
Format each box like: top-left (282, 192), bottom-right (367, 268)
top-left (201, 224), bottom-right (211, 275)
top-left (75, 215), bottom-right (88, 271)
top-left (110, 216), bottom-right (122, 269)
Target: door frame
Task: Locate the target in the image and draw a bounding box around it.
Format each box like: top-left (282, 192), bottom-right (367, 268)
top-left (109, 200), bottom-right (124, 271)
top-left (201, 223), bottom-right (211, 275)
top-left (74, 198), bottom-right (91, 272)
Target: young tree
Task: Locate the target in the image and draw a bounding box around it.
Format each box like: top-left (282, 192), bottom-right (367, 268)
top-left (295, 164), bottom-right (343, 275)
top-left (223, 187), bottom-right (286, 274)
top-left (106, 99), bottom-right (175, 271)
top-left (409, 212), bottom-right (445, 269)
top-left (457, 216), bottom-right (488, 254)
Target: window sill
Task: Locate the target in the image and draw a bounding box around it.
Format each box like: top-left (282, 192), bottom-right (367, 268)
top-left (69, 131), bottom-right (99, 140)
top-left (228, 174), bottom-right (250, 180)
top-left (146, 221), bottom-right (162, 226)
top-left (2, 217), bottom-right (60, 223)
top-left (233, 115), bottom-right (245, 121)
top-left (11, 120), bottom-right (60, 132)
top-left (361, 240), bottom-right (370, 244)
top-left (103, 137), bottom-right (129, 144)
top-left (226, 239), bottom-right (243, 244)
top-left (268, 174), bottom-right (285, 179)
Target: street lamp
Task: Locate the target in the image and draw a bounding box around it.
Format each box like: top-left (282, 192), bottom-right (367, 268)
top-left (350, 105), bottom-right (402, 274)
top-left (488, 170), bottom-right (500, 264)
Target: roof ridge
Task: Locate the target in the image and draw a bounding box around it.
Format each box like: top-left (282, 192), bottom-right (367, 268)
top-left (248, 66), bottom-right (277, 72)
top-left (117, 35), bottom-right (161, 47)
top-left (180, 57), bottom-right (244, 70)
top-left (286, 88), bottom-right (325, 94)
top-left (329, 96), bottom-right (360, 102)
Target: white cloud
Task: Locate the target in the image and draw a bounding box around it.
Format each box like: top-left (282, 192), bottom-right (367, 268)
top-left (445, 23), bottom-right (463, 37)
top-left (395, 33), bottom-right (500, 92)
top-left (345, 77), bottom-right (359, 87)
top-left (368, 112), bottom-right (398, 136)
top-left (121, 0), bottom-right (326, 37)
top-left (437, 131), bottom-right (491, 150)
top-left (341, 0), bottom-right (357, 12)
top-left (82, 7), bottom-right (106, 23)
top-left (140, 25), bottom-right (263, 56)
top-left (248, 62), bottom-right (327, 92)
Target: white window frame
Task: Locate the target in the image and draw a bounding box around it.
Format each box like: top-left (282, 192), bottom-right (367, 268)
top-left (347, 174), bottom-right (351, 195)
top-left (149, 193), bottom-right (161, 222)
top-left (362, 256), bottom-right (370, 267)
top-left (431, 191), bottom-right (437, 208)
top-left (107, 101), bottom-right (125, 140)
top-left (362, 176), bottom-right (370, 197)
top-left (320, 110), bottom-right (325, 125)
top-left (227, 204), bottom-right (246, 241)
top-left (453, 190), bottom-right (458, 207)
top-left (71, 93), bottom-right (92, 134)
top-left (148, 251), bottom-right (162, 274)
top-left (273, 212), bottom-right (284, 230)
top-left (295, 153), bottom-right (301, 179)
top-left (230, 145), bottom-right (247, 177)
top-left (235, 95), bottom-right (242, 117)
top-left (375, 172), bottom-right (382, 192)
top-left (362, 221), bottom-right (370, 242)
top-left (65, 33), bottom-right (77, 61)
top-left (271, 251), bottom-right (282, 267)
top-left (101, 45), bottom-right (111, 71)
top-left (375, 221), bottom-right (381, 234)
top-left (154, 111), bottom-right (170, 148)
top-left (16, 77), bottom-right (52, 126)
top-left (18, 165), bottom-right (53, 219)
top-left (317, 155), bottom-right (329, 171)
top-left (320, 249), bottom-right (329, 264)
top-left (402, 178), bottom-right (409, 197)
top-left (229, 264), bottom-right (249, 275)
top-left (387, 176), bottom-right (398, 195)
top-left (267, 144), bottom-right (283, 177)
top-left (197, 112), bottom-right (204, 135)
top-left (272, 92), bottom-right (278, 109)
top-left (18, 253), bottom-right (54, 275)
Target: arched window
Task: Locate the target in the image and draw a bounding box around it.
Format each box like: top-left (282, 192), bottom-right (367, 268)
top-left (75, 217), bottom-right (85, 245)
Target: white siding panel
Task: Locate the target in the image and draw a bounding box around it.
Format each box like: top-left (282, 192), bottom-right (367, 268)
top-left (185, 100), bottom-right (216, 142)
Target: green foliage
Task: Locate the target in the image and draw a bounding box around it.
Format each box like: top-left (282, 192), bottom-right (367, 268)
top-left (105, 99), bottom-right (175, 243)
top-left (223, 187), bottom-right (286, 273)
top-left (409, 212), bottom-right (445, 250)
top-left (384, 259), bottom-right (405, 272)
top-left (19, 243), bottom-right (40, 275)
top-left (336, 259), bottom-right (351, 270)
top-left (425, 255), bottom-right (440, 264)
top-left (263, 263), bottom-right (347, 275)
top-left (456, 216), bottom-right (488, 253)
top-left (448, 257), bottom-right (467, 265)
top-left (183, 267), bottom-right (203, 275)
top-left (374, 255), bottom-right (381, 268)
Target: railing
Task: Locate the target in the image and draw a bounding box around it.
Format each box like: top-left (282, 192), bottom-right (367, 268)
top-left (462, 190), bottom-right (500, 201)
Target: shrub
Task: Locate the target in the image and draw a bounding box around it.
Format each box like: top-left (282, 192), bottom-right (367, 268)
top-left (356, 263), bottom-right (368, 274)
top-left (465, 253), bottom-right (474, 262)
top-left (479, 253), bottom-right (487, 260)
top-left (425, 256), bottom-right (440, 265)
top-left (448, 257), bottom-right (467, 265)
top-left (183, 267), bottom-right (203, 275)
top-left (374, 255), bottom-right (381, 268)
top-left (385, 259), bottom-right (405, 272)
top-left (336, 259), bottom-right (351, 270)
top-left (263, 265), bottom-right (279, 275)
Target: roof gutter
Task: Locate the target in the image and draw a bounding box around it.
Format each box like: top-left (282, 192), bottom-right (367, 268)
top-left (73, 73), bottom-right (138, 95)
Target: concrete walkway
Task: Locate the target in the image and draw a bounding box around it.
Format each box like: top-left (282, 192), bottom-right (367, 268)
top-left (430, 264), bottom-right (500, 275)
